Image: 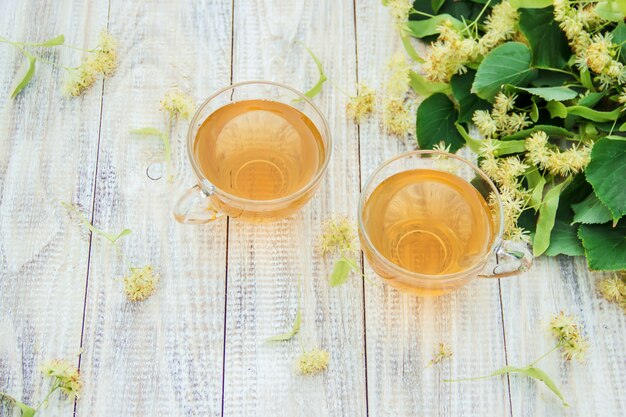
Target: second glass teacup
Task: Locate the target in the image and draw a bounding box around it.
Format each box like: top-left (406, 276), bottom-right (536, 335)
top-left (174, 81), bottom-right (331, 223)
top-left (358, 150), bottom-right (532, 296)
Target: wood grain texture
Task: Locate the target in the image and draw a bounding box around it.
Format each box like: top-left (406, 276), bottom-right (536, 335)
top-left (355, 2), bottom-right (511, 416)
top-left (501, 257), bottom-right (626, 416)
top-left (75, 1), bottom-right (232, 415)
top-left (222, 1), bottom-right (366, 416)
top-left (0, 1), bottom-right (108, 415)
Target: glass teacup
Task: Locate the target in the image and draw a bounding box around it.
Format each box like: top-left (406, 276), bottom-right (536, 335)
top-left (358, 150), bottom-right (532, 296)
top-left (174, 81), bottom-right (331, 223)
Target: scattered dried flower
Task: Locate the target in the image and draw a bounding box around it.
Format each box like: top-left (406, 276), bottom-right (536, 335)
top-left (41, 359), bottom-right (82, 399)
top-left (382, 97), bottom-right (414, 135)
top-left (295, 349), bottom-right (330, 376)
top-left (159, 89), bottom-right (195, 120)
top-left (597, 275), bottom-right (626, 312)
top-left (548, 311), bottom-right (590, 361)
top-left (124, 266), bottom-right (158, 302)
top-left (346, 83), bottom-right (376, 122)
top-left (428, 342), bottom-right (453, 366)
top-left (319, 216), bottom-right (357, 257)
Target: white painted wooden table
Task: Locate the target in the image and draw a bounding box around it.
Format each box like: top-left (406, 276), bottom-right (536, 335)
top-left (1, 1), bottom-right (624, 416)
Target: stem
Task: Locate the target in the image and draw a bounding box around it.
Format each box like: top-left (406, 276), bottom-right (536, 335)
top-left (461, 0), bottom-right (491, 36)
top-left (445, 374), bottom-right (496, 383)
top-left (409, 9), bottom-right (435, 18)
top-left (34, 381), bottom-right (60, 412)
top-left (529, 344), bottom-right (560, 366)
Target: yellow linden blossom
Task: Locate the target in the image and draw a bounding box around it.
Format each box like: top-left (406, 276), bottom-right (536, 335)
top-left (385, 51), bottom-right (411, 98)
top-left (159, 90), bottom-right (195, 120)
top-left (295, 349), bottom-right (330, 376)
top-left (525, 130), bottom-right (551, 167)
top-left (346, 83), bottom-right (376, 122)
top-left (477, 1), bottom-right (519, 55)
top-left (525, 130), bottom-right (591, 176)
top-left (598, 275), bottom-right (626, 312)
top-left (41, 359), bottom-right (82, 398)
top-left (63, 30), bottom-right (118, 97)
top-left (489, 186), bottom-right (529, 242)
top-left (382, 97), bottom-right (413, 135)
top-left (473, 110), bottom-right (498, 138)
top-left (422, 21), bottom-right (478, 83)
top-left (549, 311), bottom-right (590, 362)
top-left (428, 342), bottom-right (453, 366)
top-left (319, 216), bottom-right (357, 257)
top-left (385, 0), bottom-right (413, 30)
top-left (124, 266), bottom-right (158, 302)
top-left (553, 0), bottom-right (592, 54)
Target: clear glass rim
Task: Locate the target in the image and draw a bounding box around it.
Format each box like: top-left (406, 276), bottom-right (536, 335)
top-left (357, 150), bottom-right (505, 281)
top-left (186, 80), bottom-right (332, 206)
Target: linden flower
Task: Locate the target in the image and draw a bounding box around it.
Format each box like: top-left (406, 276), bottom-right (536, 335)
top-left (41, 359), bottom-right (82, 398)
top-left (159, 90), bottom-right (195, 120)
top-left (545, 145), bottom-right (592, 176)
top-left (490, 186), bottom-right (528, 242)
top-left (477, 1), bottom-right (518, 55)
top-left (319, 216), bottom-right (357, 257)
top-left (597, 276), bottom-right (626, 307)
top-left (428, 342), bottom-right (453, 366)
top-left (385, 0), bottom-right (413, 30)
top-left (295, 349), bottom-right (330, 376)
top-left (382, 97), bottom-right (413, 135)
top-left (525, 130), bottom-right (551, 168)
top-left (124, 266), bottom-right (158, 302)
top-left (346, 83), bottom-right (375, 122)
top-left (619, 89), bottom-right (626, 106)
top-left (385, 51), bottom-right (411, 98)
top-left (63, 30), bottom-right (118, 97)
top-left (422, 21), bottom-right (477, 83)
top-left (585, 34), bottom-right (615, 74)
top-left (473, 110), bottom-right (498, 138)
top-left (549, 311), bottom-right (590, 362)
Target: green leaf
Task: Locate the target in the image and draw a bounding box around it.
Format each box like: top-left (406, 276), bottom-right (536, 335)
top-left (596, 0), bottom-right (626, 21)
top-left (330, 258), bottom-right (355, 287)
top-left (502, 125), bottom-right (574, 141)
top-left (528, 175), bottom-right (546, 210)
top-left (10, 52), bottom-right (36, 99)
top-left (572, 193), bottom-right (613, 225)
top-left (530, 98), bottom-right (539, 122)
top-left (579, 223), bottom-right (626, 270)
top-left (301, 44), bottom-right (327, 99)
top-left (612, 22), bottom-right (626, 63)
top-left (416, 93), bottom-right (465, 153)
top-left (565, 106), bottom-right (621, 123)
top-left (511, 86), bottom-right (577, 101)
top-left (450, 70), bottom-right (491, 124)
top-left (400, 33), bottom-right (424, 63)
top-left (530, 69), bottom-right (576, 87)
top-left (545, 219), bottom-right (585, 256)
top-left (534, 178), bottom-right (572, 257)
top-left (266, 307), bottom-right (301, 342)
top-left (578, 92), bottom-right (605, 108)
top-left (431, 0), bottom-right (445, 13)
top-left (409, 70), bottom-right (451, 98)
top-left (580, 68), bottom-right (595, 91)
top-left (492, 139), bottom-right (527, 156)
top-left (585, 137), bottom-right (626, 219)
top-left (518, 7), bottom-right (570, 69)
top-left (0, 393), bottom-right (36, 417)
top-left (111, 228), bottom-right (132, 242)
top-left (498, 366), bottom-right (568, 407)
top-left (455, 123), bottom-right (482, 154)
top-left (407, 14), bottom-right (464, 38)
top-left (510, 0), bottom-right (552, 7)
top-left (30, 34), bottom-right (65, 47)
top-left (472, 42), bottom-right (537, 101)
top-left (546, 101), bottom-right (568, 119)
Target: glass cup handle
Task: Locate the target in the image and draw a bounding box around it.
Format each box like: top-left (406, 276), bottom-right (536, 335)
top-left (173, 184), bottom-right (223, 224)
top-left (479, 240), bottom-right (533, 278)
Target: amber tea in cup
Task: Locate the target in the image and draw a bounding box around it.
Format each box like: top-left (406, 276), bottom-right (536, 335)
top-left (358, 151), bottom-right (532, 296)
top-left (174, 81), bottom-right (331, 223)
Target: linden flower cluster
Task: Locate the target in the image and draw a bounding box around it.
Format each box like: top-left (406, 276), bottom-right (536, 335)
top-left (63, 30), bottom-right (117, 97)
top-left (319, 216), bottom-right (357, 257)
top-left (381, 51), bottom-right (414, 136)
top-left (422, 2), bottom-right (518, 83)
top-left (472, 93), bottom-right (530, 138)
top-left (525, 131), bottom-right (592, 176)
top-left (385, 0), bottom-right (413, 31)
top-left (598, 274), bottom-right (626, 312)
top-left (41, 359), bottom-right (82, 398)
top-left (124, 266), bottom-right (159, 302)
top-left (159, 89), bottom-right (195, 120)
top-left (346, 83), bottom-right (376, 122)
top-left (428, 342), bottom-right (453, 366)
top-left (295, 349), bottom-right (330, 376)
top-left (553, 0), bottom-right (599, 54)
top-left (549, 311), bottom-right (590, 361)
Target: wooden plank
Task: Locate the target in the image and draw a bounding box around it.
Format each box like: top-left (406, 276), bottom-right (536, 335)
top-left (501, 256), bottom-right (626, 415)
top-left (222, 1), bottom-right (366, 415)
top-left (75, 1), bottom-right (232, 415)
top-left (0, 0), bottom-right (108, 415)
top-left (354, 2), bottom-right (512, 416)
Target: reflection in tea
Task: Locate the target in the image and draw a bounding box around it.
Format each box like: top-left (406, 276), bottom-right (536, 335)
top-left (362, 169), bottom-right (494, 275)
top-left (194, 99), bottom-right (325, 201)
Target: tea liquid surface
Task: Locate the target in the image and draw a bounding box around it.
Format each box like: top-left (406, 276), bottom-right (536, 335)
top-left (194, 99), bottom-right (325, 200)
top-left (362, 169), bottom-right (494, 275)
